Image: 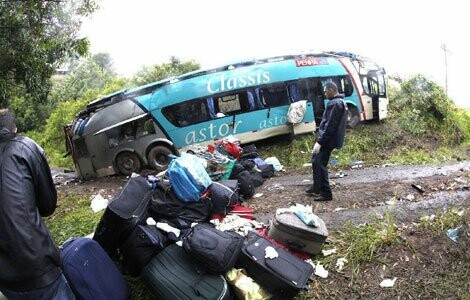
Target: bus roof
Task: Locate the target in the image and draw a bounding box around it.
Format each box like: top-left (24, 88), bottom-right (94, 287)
top-left (81, 51), bottom-right (379, 114)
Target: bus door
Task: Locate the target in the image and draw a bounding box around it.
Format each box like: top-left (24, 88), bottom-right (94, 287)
top-left (301, 78), bottom-right (325, 124)
top-left (363, 70), bottom-right (387, 120)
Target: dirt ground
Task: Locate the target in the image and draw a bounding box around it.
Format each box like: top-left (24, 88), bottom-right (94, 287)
top-left (54, 161), bottom-right (470, 299)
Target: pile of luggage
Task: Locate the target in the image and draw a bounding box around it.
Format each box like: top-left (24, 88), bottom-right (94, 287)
top-left (60, 141), bottom-right (329, 300)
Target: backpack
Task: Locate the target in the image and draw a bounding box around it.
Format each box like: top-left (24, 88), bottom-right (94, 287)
top-left (149, 181), bottom-right (211, 224)
top-left (236, 170), bottom-right (255, 199)
top-left (183, 223), bottom-right (244, 274)
top-left (209, 180), bottom-right (239, 215)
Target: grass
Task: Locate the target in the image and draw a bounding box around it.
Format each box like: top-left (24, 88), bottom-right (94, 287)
top-left (418, 207), bottom-right (467, 234)
top-left (45, 193), bottom-right (104, 245)
top-left (257, 118), bottom-right (469, 171)
top-left (335, 208), bottom-right (400, 273)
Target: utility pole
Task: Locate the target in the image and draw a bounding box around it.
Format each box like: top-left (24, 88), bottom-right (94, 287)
top-left (441, 43), bottom-right (450, 96)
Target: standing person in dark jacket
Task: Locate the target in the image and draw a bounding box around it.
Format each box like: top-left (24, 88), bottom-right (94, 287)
top-left (0, 109), bottom-right (75, 300)
top-left (306, 82), bottom-right (348, 201)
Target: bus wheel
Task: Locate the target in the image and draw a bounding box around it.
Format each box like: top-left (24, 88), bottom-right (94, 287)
top-left (347, 106), bottom-right (360, 128)
top-left (116, 152), bottom-right (141, 176)
top-left (147, 145), bottom-right (173, 172)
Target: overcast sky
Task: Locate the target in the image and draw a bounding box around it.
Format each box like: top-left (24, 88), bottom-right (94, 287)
top-left (80, 0), bottom-right (469, 108)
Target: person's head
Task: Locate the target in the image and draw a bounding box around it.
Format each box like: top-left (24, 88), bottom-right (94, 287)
top-left (324, 81), bottom-right (339, 100)
top-left (0, 108), bottom-right (17, 134)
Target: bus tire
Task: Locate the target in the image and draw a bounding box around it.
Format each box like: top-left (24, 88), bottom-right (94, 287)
top-left (347, 105), bottom-right (360, 128)
top-left (116, 151), bottom-right (141, 176)
top-left (147, 145), bottom-right (173, 172)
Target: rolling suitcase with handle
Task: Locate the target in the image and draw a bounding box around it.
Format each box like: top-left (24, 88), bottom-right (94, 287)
top-left (141, 243), bottom-right (232, 300)
top-left (235, 231), bottom-right (313, 299)
top-left (268, 210), bottom-right (328, 255)
top-left (60, 237), bottom-right (129, 300)
top-left (92, 174), bottom-right (152, 257)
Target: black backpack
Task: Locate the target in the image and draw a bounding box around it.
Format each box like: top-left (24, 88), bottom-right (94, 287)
top-left (183, 223), bottom-right (244, 274)
top-left (149, 181), bottom-right (211, 224)
top-left (209, 180), bottom-right (239, 214)
top-left (236, 170), bottom-right (255, 199)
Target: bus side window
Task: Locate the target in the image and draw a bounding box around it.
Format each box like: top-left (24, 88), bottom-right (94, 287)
top-left (361, 76), bottom-right (370, 94)
top-left (216, 94), bottom-right (241, 115)
top-left (260, 83), bottom-right (289, 107)
top-left (206, 97), bottom-right (217, 118)
top-left (288, 83), bottom-right (301, 102)
top-left (247, 88), bottom-right (263, 110)
top-left (341, 76), bottom-right (353, 96)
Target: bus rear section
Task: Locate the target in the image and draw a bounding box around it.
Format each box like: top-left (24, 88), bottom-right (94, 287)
top-left (64, 97), bottom-right (176, 179)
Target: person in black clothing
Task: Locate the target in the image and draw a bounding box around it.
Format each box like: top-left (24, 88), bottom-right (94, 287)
top-left (306, 82), bottom-right (348, 201)
top-left (0, 109), bottom-right (75, 299)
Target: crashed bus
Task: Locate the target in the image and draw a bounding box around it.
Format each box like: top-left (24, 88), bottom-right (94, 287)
top-left (64, 52), bottom-right (388, 179)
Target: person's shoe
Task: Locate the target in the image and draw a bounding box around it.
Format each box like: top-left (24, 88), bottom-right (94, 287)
top-left (313, 194), bottom-right (332, 201)
top-left (305, 186), bottom-right (320, 195)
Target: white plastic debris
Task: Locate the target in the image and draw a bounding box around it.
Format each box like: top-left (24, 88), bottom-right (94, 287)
top-left (146, 217), bottom-right (157, 225)
top-left (314, 262), bottom-right (328, 278)
top-left (264, 157), bottom-right (284, 171)
top-left (265, 246), bottom-right (278, 259)
top-left (253, 193), bottom-right (263, 198)
top-left (336, 257), bottom-right (348, 271)
top-left (420, 214), bottom-right (436, 222)
top-left (156, 222), bottom-right (180, 237)
top-left (266, 183), bottom-right (285, 192)
top-left (406, 194), bottom-right (415, 201)
top-left (385, 198), bottom-right (396, 205)
top-left (334, 207), bottom-right (346, 212)
top-left (90, 194), bottom-right (108, 212)
top-left (321, 248), bottom-right (337, 256)
top-left (380, 277), bottom-right (397, 288)
top-left (290, 204), bottom-right (320, 227)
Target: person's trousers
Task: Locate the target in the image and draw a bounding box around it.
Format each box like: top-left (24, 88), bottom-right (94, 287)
top-left (311, 146), bottom-right (333, 197)
top-left (0, 274), bottom-right (75, 300)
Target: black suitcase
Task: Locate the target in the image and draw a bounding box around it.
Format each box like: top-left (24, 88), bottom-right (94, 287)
top-left (141, 243), bottom-right (232, 300)
top-left (268, 211), bottom-right (328, 255)
top-left (60, 237), bottom-right (130, 300)
top-left (92, 175), bottom-right (152, 257)
top-left (120, 224), bottom-right (170, 276)
top-left (235, 231), bottom-right (313, 298)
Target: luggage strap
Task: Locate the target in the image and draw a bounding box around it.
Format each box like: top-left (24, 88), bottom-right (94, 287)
top-left (191, 271), bottom-right (210, 300)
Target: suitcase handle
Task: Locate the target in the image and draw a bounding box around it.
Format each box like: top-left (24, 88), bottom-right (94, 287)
top-left (286, 240), bottom-right (305, 250)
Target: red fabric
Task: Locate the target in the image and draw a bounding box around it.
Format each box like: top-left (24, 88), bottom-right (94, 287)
top-left (228, 204), bottom-right (254, 220)
top-left (211, 204), bottom-right (255, 221)
top-left (215, 140), bottom-right (242, 159)
top-left (256, 228), bottom-right (311, 260)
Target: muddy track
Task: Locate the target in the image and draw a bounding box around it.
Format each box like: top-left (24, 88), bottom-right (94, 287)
top-left (250, 161), bottom-right (470, 229)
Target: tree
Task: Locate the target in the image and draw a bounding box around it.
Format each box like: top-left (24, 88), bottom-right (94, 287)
top-left (131, 56), bottom-right (200, 87)
top-left (388, 74), bottom-right (464, 143)
top-left (92, 52), bottom-right (115, 74)
top-left (0, 0), bottom-right (98, 108)
top-left (50, 54), bottom-right (120, 104)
